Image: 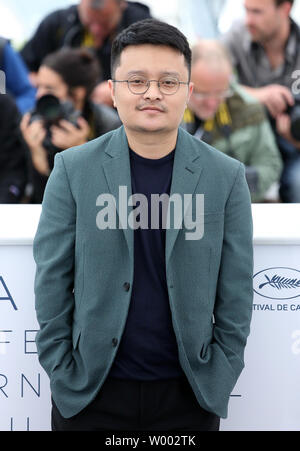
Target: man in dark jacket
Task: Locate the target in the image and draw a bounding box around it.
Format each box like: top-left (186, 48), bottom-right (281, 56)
top-left (20, 0), bottom-right (151, 105)
top-left (0, 94), bottom-right (28, 203)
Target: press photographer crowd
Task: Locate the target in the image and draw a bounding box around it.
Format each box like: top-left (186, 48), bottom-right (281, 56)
top-left (0, 0), bottom-right (300, 204)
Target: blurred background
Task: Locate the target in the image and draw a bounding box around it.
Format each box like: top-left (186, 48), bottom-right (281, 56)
top-left (1, 0), bottom-right (299, 205)
top-left (1, 0), bottom-right (299, 48)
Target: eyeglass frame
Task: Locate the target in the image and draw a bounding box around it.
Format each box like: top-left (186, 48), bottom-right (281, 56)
top-left (191, 88), bottom-right (234, 101)
top-left (111, 75), bottom-right (190, 96)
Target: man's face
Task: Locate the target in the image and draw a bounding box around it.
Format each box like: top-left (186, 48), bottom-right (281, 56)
top-left (188, 61), bottom-right (231, 120)
top-left (109, 44), bottom-right (193, 135)
top-left (244, 0), bottom-right (286, 43)
top-left (79, 0), bottom-right (124, 47)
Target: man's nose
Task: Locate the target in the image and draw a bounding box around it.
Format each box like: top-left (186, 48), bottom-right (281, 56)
top-left (205, 97), bottom-right (220, 110)
top-left (245, 12), bottom-right (255, 28)
top-left (143, 81), bottom-right (163, 100)
top-left (90, 22), bottom-right (105, 37)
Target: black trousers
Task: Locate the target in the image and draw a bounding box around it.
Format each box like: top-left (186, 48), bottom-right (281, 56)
top-left (51, 376), bottom-right (220, 431)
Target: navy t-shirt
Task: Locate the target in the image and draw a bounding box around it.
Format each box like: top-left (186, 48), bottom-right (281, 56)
top-left (109, 148), bottom-right (183, 380)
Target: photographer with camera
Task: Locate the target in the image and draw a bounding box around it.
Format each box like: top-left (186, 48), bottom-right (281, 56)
top-left (222, 0), bottom-right (300, 202)
top-left (276, 96), bottom-right (300, 149)
top-left (21, 47), bottom-right (121, 203)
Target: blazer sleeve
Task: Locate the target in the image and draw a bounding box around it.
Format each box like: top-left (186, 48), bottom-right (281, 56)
top-left (213, 162), bottom-right (254, 380)
top-left (33, 152), bottom-right (76, 380)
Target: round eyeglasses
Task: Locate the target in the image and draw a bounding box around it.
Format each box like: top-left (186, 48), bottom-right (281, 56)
top-left (112, 75), bottom-right (189, 95)
top-left (191, 89), bottom-right (233, 101)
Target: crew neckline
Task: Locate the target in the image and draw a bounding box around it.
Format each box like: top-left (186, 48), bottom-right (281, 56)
top-left (129, 147), bottom-right (175, 166)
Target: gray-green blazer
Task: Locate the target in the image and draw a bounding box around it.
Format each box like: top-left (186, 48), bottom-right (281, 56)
top-left (33, 125), bottom-right (253, 419)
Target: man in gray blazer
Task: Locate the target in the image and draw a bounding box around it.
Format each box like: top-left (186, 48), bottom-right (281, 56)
top-left (33, 18), bottom-right (254, 431)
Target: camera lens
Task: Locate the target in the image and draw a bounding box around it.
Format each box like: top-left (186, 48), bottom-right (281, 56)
top-left (35, 94), bottom-right (63, 123)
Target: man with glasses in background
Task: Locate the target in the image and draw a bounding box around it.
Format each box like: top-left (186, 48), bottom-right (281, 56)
top-left (33, 19), bottom-right (253, 431)
top-left (182, 40), bottom-right (282, 203)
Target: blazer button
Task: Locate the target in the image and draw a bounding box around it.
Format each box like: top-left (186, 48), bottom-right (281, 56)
top-left (112, 338), bottom-right (118, 347)
top-left (123, 282), bottom-right (131, 292)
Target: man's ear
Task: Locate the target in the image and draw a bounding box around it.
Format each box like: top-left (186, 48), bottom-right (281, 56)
top-left (187, 82), bottom-right (194, 104)
top-left (279, 1), bottom-right (293, 18)
top-left (108, 79), bottom-right (117, 108)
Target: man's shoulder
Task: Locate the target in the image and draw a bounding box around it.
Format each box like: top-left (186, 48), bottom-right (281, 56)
top-left (40, 4), bottom-right (78, 27)
top-left (223, 19), bottom-right (248, 39)
top-left (222, 20), bottom-right (250, 50)
top-left (122, 1), bottom-right (151, 26)
top-left (60, 126), bottom-right (122, 163)
top-left (180, 127), bottom-right (241, 175)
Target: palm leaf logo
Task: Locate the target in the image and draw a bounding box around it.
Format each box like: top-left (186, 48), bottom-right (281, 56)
top-left (259, 274), bottom-right (300, 290)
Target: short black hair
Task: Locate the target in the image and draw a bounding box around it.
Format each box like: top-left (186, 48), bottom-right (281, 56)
top-left (111, 19), bottom-right (192, 80)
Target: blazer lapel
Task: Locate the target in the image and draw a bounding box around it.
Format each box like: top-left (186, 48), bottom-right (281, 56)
top-left (165, 128), bottom-right (204, 265)
top-left (102, 127), bottom-right (134, 259)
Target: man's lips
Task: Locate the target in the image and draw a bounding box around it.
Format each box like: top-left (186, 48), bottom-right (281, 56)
top-left (139, 106), bottom-right (165, 112)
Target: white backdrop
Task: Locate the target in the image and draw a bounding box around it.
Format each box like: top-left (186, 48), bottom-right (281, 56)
top-left (221, 244), bottom-right (300, 431)
top-left (0, 245), bottom-right (51, 431)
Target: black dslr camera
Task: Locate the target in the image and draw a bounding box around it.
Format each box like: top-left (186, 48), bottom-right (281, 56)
top-left (30, 94), bottom-right (81, 129)
top-left (29, 94), bottom-right (82, 168)
top-left (289, 94), bottom-right (300, 141)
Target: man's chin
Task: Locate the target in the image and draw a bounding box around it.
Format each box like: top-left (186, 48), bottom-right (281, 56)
top-left (136, 126), bottom-right (168, 134)
top-left (197, 112), bottom-right (216, 121)
top-left (128, 122), bottom-right (170, 134)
